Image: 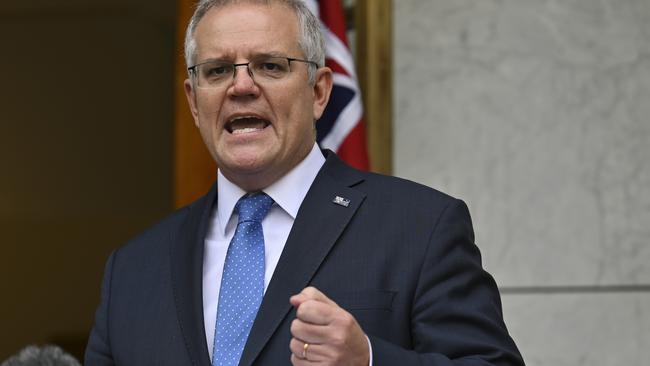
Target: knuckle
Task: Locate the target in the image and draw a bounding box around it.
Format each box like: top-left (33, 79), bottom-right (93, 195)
top-left (295, 304), bottom-right (306, 318)
top-left (289, 337), bottom-right (298, 350)
top-left (297, 300), bottom-right (314, 316)
top-left (330, 331), bottom-right (346, 347)
top-left (290, 319), bottom-right (301, 334)
top-left (303, 286), bottom-right (318, 297)
top-left (340, 311), bottom-right (355, 328)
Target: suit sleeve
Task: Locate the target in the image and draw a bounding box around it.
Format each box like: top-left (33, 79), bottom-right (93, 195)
top-left (370, 199), bottom-right (525, 366)
top-left (85, 251), bottom-right (117, 366)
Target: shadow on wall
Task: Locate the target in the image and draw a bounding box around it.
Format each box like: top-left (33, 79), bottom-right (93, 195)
top-left (0, 0), bottom-right (176, 360)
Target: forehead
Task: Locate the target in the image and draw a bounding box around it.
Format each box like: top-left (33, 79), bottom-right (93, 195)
top-left (193, 3), bottom-right (301, 60)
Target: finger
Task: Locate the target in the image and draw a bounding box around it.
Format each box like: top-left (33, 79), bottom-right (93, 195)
top-left (290, 286), bottom-right (339, 309)
top-left (289, 292), bottom-right (306, 308)
top-left (291, 353), bottom-right (311, 365)
top-left (289, 337), bottom-right (305, 358)
top-left (289, 338), bottom-right (329, 363)
top-left (290, 317), bottom-right (332, 344)
top-left (288, 338), bottom-right (314, 361)
top-left (295, 299), bottom-right (337, 325)
top-left (292, 307), bottom-right (368, 348)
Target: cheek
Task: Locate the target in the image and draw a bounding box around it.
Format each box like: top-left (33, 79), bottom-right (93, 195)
top-left (282, 90), bottom-right (314, 123)
top-left (283, 103), bottom-right (313, 139)
top-left (197, 96), bottom-right (218, 117)
top-left (195, 97), bottom-right (223, 133)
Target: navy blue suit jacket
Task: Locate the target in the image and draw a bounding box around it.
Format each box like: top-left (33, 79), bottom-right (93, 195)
top-left (85, 150), bottom-right (524, 365)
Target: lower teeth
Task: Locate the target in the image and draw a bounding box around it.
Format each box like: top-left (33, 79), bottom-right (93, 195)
top-left (232, 127), bottom-right (260, 135)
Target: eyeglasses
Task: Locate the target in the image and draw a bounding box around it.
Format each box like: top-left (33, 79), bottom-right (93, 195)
top-left (188, 56), bottom-right (318, 88)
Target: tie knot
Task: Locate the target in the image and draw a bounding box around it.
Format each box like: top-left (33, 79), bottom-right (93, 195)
top-left (235, 193), bottom-right (274, 224)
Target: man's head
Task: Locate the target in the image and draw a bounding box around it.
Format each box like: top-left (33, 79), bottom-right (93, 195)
top-left (185, 0), bottom-right (326, 83)
top-left (183, 0), bottom-right (333, 191)
top-left (1, 345), bottom-right (81, 366)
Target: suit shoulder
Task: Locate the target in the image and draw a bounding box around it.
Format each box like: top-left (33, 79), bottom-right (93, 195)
top-left (359, 170), bottom-right (459, 206)
top-left (112, 208), bottom-right (186, 263)
top-left (322, 149), bottom-right (458, 206)
top-left (116, 194), bottom-right (209, 258)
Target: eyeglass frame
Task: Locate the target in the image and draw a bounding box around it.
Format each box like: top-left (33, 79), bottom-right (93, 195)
top-left (187, 56), bottom-right (319, 88)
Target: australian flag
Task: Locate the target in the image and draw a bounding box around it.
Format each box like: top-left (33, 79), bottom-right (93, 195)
top-left (305, 0), bottom-right (370, 170)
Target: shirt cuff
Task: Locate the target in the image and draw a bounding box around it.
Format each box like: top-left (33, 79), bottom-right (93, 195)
top-left (366, 334), bottom-right (373, 366)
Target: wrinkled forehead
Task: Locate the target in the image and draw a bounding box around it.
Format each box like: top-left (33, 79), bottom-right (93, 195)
top-left (194, 2), bottom-right (301, 59)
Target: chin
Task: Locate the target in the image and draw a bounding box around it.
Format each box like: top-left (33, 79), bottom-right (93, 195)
top-left (223, 153), bottom-right (273, 175)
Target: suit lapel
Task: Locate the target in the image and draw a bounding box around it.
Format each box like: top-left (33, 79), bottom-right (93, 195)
top-left (170, 184), bottom-right (216, 366)
top-left (240, 152), bottom-right (366, 366)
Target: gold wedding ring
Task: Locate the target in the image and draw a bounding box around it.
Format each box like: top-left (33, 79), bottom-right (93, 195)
top-left (301, 342), bottom-right (310, 359)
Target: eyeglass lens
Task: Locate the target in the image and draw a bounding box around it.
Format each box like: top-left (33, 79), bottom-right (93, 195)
top-left (194, 57), bottom-right (298, 88)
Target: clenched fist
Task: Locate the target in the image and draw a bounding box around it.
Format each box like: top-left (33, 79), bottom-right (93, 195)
top-left (289, 287), bottom-right (370, 366)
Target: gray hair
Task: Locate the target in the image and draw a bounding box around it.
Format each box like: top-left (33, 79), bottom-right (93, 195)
top-left (1, 345), bottom-right (81, 366)
top-left (184, 0), bottom-right (325, 84)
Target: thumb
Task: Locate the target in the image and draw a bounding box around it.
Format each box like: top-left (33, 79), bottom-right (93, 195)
top-left (290, 286), bottom-right (338, 309)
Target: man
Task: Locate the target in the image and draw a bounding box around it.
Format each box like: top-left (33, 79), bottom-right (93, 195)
top-left (85, 1), bottom-right (524, 365)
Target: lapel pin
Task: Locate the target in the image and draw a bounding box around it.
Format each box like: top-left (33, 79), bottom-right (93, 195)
top-left (332, 196), bottom-right (350, 207)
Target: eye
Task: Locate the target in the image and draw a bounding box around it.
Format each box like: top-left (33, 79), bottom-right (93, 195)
top-left (206, 65), bottom-right (230, 76)
top-left (261, 62), bottom-right (282, 71)
top-left (254, 58), bottom-right (289, 77)
top-left (199, 62), bottom-right (233, 81)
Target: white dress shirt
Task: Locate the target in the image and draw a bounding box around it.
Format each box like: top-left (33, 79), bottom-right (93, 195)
top-left (202, 143), bottom-right (325, 359)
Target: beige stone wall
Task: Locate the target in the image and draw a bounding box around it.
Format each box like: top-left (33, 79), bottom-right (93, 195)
top-left (394, 1), bottom-right (650, 364)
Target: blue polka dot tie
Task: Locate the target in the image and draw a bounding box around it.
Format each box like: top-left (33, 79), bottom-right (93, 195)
top-left (213, 193), bottom-right (274, 366)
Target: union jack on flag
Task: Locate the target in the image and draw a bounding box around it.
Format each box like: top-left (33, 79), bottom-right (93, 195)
top-left (304, 0), bottom-right (370, 170)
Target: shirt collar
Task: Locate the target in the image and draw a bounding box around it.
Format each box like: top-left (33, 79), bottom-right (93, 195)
top-left (215, 143), bottom-right (325, 235)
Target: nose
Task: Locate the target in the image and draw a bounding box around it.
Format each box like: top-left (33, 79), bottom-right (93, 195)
top-left (228, 64), bottom-right (260, 98)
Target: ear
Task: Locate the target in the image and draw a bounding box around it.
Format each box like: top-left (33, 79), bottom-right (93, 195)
top-left (312, 67), bottom-right (333, 120)
top-left (184, 78), bottom-right (200, 127)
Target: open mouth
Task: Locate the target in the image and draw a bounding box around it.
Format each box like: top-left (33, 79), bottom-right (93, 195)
top-left (225, 116), bottom-right (271, 135)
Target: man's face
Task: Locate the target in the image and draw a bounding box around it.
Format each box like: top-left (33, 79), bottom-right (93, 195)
top-left (184, 3), bottom-right (332, 191)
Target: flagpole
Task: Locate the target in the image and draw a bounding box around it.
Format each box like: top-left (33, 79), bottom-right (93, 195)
top-left (174, 0), bottom-right (217, 208)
